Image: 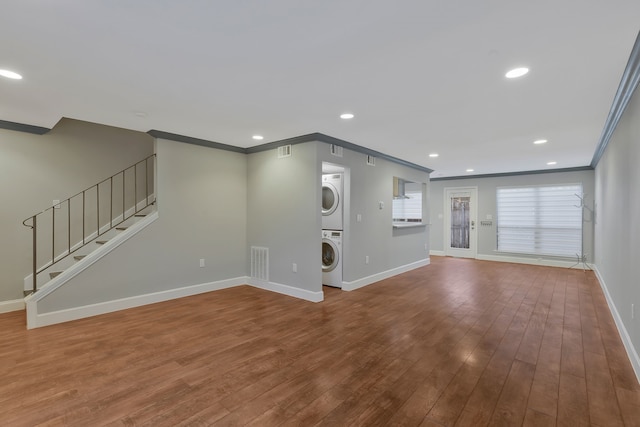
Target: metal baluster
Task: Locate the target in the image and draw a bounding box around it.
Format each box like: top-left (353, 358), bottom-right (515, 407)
top-left (97, 184), bottom-right (100, 237)
top-left (82, 191), bottom-right (85, 244)
top-left (134, 163), bottom-right (137, 213)
top-left (32, 215), bottom-right (37, 293)
top-left (52, 206), bottom-right (55, 264)
top-left (67, 199), bottom-right (71, 256)
top-left (145, 157), bottom-right (149, 205)
top-left (122, 170), bottom-right (125, 220)
top-left (110, 176), bottom-right (113, 228)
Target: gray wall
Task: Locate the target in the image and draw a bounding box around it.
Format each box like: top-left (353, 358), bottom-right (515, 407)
top-left (12, 125), bottom-right (430, 310)
top-left (247, 142), bottom-right (321, 293)
top-left (38, 138), bottom-right (248, 312)
top-left (594, 87), bottom-right (640, 362)
top-left (316, 142), bottom-right (430, 283)
top-left (0, 119), bottom-right (153, 302)
top-left (245, 140), bottom-right (430, 295)
top-left (430, 169), bottom-right (595, 264)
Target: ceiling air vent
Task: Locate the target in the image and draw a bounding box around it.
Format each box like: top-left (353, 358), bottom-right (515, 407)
top-left (366, 155), bottom-right (376, 166)
top-left (277, 145), bottom-right (292, 158)
top-left (330, 144), bottom-right (343, 157)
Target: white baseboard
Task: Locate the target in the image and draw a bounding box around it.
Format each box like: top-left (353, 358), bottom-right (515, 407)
top-left (592, 265), bottom-right (640, 384)
top-left (248, 279), bottom-right (324, 303)
top-left (26, 276), bottom-right (248, 329)
top-left (342, 258), bottom-right (430, 291)
top-left (476, 253), bottom-right (591, 269)
top-left (26, 274), bottom-right (326, 329)
top-left (430, 250), bottom-right (590, 270)
top-left (0, 299), bottom-right (25, 314)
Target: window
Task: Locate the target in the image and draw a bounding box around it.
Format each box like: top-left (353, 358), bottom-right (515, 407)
top-left (392, 178), bottom-right (424, 224)
top-left (496, 184), bottom-right (582, 257)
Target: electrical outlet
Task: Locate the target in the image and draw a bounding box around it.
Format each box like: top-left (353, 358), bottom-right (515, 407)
top-left (365, 256), bottom-right (369, 264)
top-left (292, 263), bottom-right (297, 273)
top-left (357, 214), bottom-right (362, 222)
top-left (199, 259), bottom-right (205, 268)
top-left (632, 303), bottom-right (635, 320)
top-left (424, 244), bottom-right (428, 251)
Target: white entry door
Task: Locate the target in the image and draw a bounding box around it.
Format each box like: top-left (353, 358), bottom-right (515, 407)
top-left (444, 187), bottom-right (477, 258)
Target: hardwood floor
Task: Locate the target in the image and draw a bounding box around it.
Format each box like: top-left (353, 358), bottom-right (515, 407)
top-left (1, 256), bottom-right (639, 426)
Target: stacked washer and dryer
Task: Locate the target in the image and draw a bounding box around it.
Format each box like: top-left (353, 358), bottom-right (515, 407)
top-left (321, 173), bottom-right (343, 288)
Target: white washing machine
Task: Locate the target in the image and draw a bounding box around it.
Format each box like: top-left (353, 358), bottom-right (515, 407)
top-left (322, 173), bottom-right (343, 230)
top-left (322, 229), bottom-right (342, 288)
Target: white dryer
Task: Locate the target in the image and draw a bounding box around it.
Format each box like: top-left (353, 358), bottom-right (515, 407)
top-left (322, 173), bottom-right (343, 230)
top-left (322, 229), bottom-right (342, 288)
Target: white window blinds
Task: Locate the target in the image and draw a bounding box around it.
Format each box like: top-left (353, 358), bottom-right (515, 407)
top-left (496, 184), bottom-right (582, 257)
top-left (392, 189), bottom-right (423, 222)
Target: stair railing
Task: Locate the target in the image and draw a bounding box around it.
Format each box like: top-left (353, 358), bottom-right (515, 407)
top-left (22, 154), bottom-right (156, 294)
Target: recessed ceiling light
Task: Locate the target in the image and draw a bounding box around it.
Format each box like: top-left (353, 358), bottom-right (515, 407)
top-left (429, 153), bottom-right (439, 158)
top-left (340, 113), bottom-right (354, 119)
top-left (466, 168), bottom-right (474, 173)
top-left (0, 69), bottom-right (22, 80)
top-left (505, 67), bottom-right (529, 79)
top-left (533, 139), bottom-right (547, 145)
top-left (252, 135), bottom-right (264, 140)
top-left (547, 161), bottom-right (557, 165)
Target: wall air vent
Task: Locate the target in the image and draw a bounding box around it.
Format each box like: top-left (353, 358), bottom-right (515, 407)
top-left (250, 246), bottom-right (269, 282)
top-left (277, 145), bottom-right (292, 158)
top-left (366, 155), bottom-right (376, 166)
top-left (330, 144), bottom-right (343, 157)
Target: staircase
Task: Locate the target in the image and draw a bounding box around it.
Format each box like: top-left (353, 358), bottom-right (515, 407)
top-left (22, 154), bottom-right (156, 295)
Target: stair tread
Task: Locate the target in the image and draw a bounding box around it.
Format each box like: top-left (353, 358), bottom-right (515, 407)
top-left (96, 240), bottom-right (108, 244)
top-left (49, 271), bottom-right (63, 279)
top-left (74, 255), bottom-right (86, 260)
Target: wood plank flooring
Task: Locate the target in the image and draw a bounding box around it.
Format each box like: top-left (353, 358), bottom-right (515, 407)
top-left (1, 256), bottom-right (639, 426)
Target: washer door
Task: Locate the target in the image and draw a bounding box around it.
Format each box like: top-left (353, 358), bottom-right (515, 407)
top-left (322, 182), bottom-right (339, 216)
top-left (322, 239), bottom-right (339, 272)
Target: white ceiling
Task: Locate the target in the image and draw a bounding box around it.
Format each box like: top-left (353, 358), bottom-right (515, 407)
top-left (1, 1), bottom-right (639, 177)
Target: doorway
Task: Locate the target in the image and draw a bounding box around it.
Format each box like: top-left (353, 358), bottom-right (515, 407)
top-left (444, 187), bottom-right (477, 258)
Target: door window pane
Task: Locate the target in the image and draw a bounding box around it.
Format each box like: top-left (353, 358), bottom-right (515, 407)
top-left (450, 196), bottom-right (470, 249)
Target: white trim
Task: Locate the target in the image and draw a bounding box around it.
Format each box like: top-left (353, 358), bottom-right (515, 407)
top-left (248, 279), bottom-right (324, 303)
top-left (0, 299), bottom-right (25, 314)
top-left (26, 212), bottom-right (159, 303)
top-left (476, 253), bottom-right (591, 269)
top-left (26, 276), bottom-right (248, 329)
top-left (342, 258), bottom-right (430, 291)
top-left (429, 250), bottom-right (445, 256)
top-left (592, 265), bottom-right (640, 384)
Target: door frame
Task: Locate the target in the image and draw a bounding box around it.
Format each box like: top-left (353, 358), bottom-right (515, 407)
top-left (443, 186), bottom-right (478, 258)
